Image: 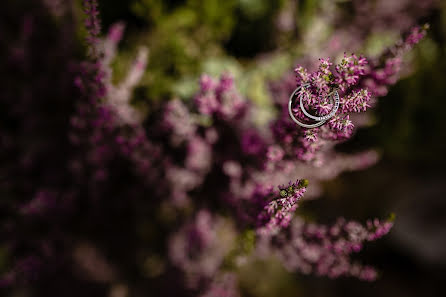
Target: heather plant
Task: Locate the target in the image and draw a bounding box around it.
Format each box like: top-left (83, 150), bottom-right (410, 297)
top-left (0, 0), bottom-right (437, 296)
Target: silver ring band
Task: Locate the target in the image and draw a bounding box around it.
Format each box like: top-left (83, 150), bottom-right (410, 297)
top-left (299, 88), bottom-right (339, 121)
top-left (288, 84), bottom-right (326, 129)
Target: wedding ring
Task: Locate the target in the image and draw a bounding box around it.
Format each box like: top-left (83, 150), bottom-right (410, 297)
top-left (299, 88), bottom-right (339, 121)
top-left (288, 84), bottom-right (326, 128)
top-left (288, 83), bottom-right (339, 129)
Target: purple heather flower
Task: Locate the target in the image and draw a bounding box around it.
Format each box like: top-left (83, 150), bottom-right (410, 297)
top-left (83, 0), bottom-right (101, 58)
top-left (334, 53), bottom-right (368, 90)
top-left (261, 215), bottom-right (394, 281)
top-left (195, 74), bottom-right (247, 120)
top-left (404, 24), bottom-right (429, 48)
top-left (327, 114), bottom-right (355, 139)
top-left (163, 99), bottom-right (197, 146)
top-left (200, 74), bottom-right (217, 92)
top-left (294, 66), bottom-right (310, 84)
top-left (195, 92), bottom-right (220, 115)
top-left (186, 136), bottom-right (212, 172)
top-left (169, 210), bottom-right (234, 289)
top-left (241, 129), bottom-right (266, 156)
top-left (304, 129), bottom-right (318, 142)
top-left (223, 161), bottom-right (242, 178)
top-left (360, 24), bottom-right (429, 97)
top-left (257, 180), bottom-right (307, 236)
top-left (107, 21), bottom-right (125, 43)
top-left (340, 89), bottom-right (372, 113)
top-left (266, 145), bottom-right (285, 162)
top-left (273, 54), bottom-right (375, 162)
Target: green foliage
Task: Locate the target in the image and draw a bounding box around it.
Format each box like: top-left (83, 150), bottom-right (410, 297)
top-left (102, 0), bottom-right (295, 101)
top-left (222, 229), bottom-right (256, 270)
top-left (125, 0), bottom-right (238, 100)
top-left (131, 0), bottom-right (164, 24)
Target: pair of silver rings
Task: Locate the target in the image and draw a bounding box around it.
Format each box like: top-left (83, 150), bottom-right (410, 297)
top-left (288, 83), bottom-right (339, 128)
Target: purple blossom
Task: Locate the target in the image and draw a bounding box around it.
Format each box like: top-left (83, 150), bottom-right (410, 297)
top-left (361, 24), bottom-right (429, 97)
top-left (186, 136), bottom-right (212, 172)
top-left (335, 53), bottom-right (368, 90)
top-left (107, 21), bottom-right (125, 43)
top-left (273, 54), bottom-right (374, 161)
top-left (259, 215), bottom-right (394, 281)
top-left (241, 129), bottom-right (266, 156)
top-left (256, 180), bottom-right (307, 236)
top-left (83, 0), bottom-right (101, 58)
top-left (270, 29), bottom-right (427, 164)
top-left (169, 210), bottom-right (234, 289)
top-left (340, 89), bottom-right (372, 113)
top-left (195, 73), bottom-right (247, 120)
top-left (163, 99), bottom-right (197, 146)
top-left (266, 145), bottom-right (285, 162)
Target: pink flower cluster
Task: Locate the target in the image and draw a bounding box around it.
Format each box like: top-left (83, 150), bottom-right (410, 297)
top-left (169, 210), bottom-right (233, 289)
top-left (260, 216), bottom-right (394, 281)
top-left (361, 24), bottom-right (430, 97)
top-left (82, 0), bottom-right (101, 58)
top-left (257, 180), bottom-right (307, 236)
top-left (195, 74), bottom-right (247, 120)
top-left (271, 23), bottom-right (428, 166)
top-left (293, 54), bottom-right (371, 139)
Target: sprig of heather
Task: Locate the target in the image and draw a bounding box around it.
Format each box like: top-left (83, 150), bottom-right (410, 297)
top-left (361, 24), bottom-right (429, 97)
top-left (340, 89), bottom-right (371, 113)
top-left (271, 54), bottom-right (373, 163)
top-left (101, 22), bottom-right (149, 125)
top-left (83, 0), bottom-right (101, 59)
top-left (272, 24), bottom-right (428, 163)
top-left (294, 54), bottom-right (371, 118)
top-left (195, 73), bottom-right (247, 121)
top-left (169, 210), bottom-right (234, 289)
top-left (1, 2), bottom-right (166, 287)
top-left (334, 53), bottom-right (368, 91)
top-left (256, 179), bottom-right (308, 236)
top-left (260, 215), bottom-right (394, 281)
top-left (73, 11), bottom-right (161, 186)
